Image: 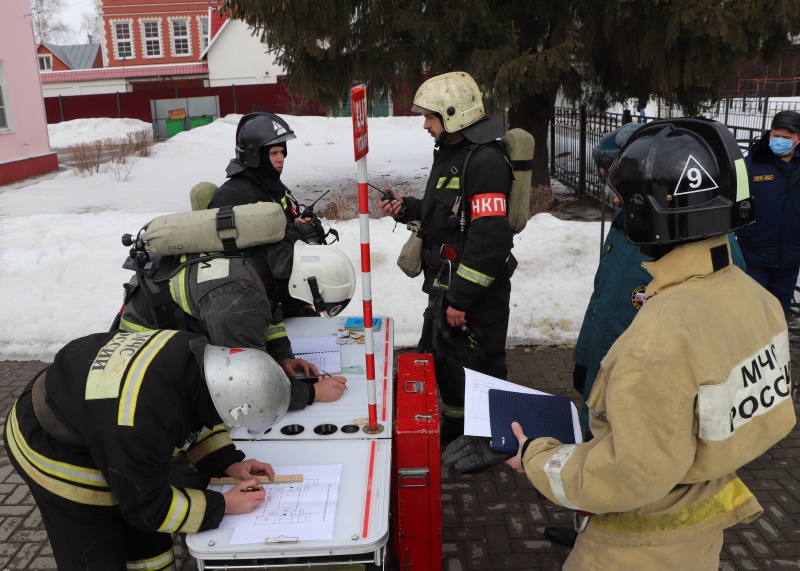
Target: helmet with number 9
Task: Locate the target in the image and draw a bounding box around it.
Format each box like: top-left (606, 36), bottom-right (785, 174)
top-left (606, 118), bottom-right (755, 245)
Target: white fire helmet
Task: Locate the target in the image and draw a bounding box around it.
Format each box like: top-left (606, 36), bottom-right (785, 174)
top-left (287, 242), bottom-right (356, 318)
top-left (412, 71), bottom-right (485, 133)
top-left (203, 345), bottom-right (291, 435)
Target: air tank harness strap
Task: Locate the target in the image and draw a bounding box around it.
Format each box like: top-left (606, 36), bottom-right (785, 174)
top-left (216, 205), bottom-right (239, 254)
top-left (31, 370), bottom-right (83, 447)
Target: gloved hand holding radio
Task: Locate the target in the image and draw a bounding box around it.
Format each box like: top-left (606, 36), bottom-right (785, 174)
top-left (296, 216), bottom-right (327, 244)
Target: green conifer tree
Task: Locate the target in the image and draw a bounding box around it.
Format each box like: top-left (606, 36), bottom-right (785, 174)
top-left (222, 0), bottom-right (800, 187)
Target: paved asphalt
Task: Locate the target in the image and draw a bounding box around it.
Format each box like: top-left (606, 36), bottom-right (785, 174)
top-left (0, 339), bottom-right (799, 570)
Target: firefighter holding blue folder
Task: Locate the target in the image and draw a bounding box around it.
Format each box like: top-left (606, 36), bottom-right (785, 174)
top-left (505, 119), bottom-right (795, 569)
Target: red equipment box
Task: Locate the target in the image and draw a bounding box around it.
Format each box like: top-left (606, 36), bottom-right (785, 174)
top-left (392, 353), bottom-right (442, 571)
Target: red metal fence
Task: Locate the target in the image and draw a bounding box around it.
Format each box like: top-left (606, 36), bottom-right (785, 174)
top-left (44, 83), bottom-right (326, 124)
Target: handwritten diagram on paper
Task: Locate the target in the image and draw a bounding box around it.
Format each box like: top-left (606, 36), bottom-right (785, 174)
top-left (217, 465), bottom-right (343, 545)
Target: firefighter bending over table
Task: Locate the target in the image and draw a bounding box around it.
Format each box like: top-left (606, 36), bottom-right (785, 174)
top-left (505, 118), bottom-right (796, 569)
top-left (3, 329), bottom-right (291, 570)
top-left (118, 241), bottom-right (356, 410)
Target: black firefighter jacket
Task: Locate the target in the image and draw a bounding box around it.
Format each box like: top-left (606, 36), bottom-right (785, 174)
top-left (400, 138), bottom-right (514, 323)
top-left (6, 330), bottom-right (244, 534)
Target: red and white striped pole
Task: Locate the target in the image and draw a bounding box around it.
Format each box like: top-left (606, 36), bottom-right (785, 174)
top-left (351, 85), bottom-right (380, 433)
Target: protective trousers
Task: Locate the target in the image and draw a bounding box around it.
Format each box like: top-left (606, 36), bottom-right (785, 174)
top-left (418, 285), bottom-right (510, 414)
top-left (4, 391), bottom-right (176, 571)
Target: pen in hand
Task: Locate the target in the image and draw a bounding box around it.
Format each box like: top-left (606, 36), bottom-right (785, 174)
top-left (323, 370), bottom-right (347, 390)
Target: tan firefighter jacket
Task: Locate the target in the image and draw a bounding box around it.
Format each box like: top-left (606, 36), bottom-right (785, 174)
top-left (521, 235), bottom-right (795, 535)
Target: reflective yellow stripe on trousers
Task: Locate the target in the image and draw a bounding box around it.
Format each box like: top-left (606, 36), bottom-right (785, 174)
top-left (126, 548), bottom-right (175, 571)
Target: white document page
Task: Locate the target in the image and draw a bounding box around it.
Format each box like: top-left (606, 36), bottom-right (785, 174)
top-left (217, 464), bottom-right (342, 545)
top-left (290, 337), bottom-right (342, 373)
top-left (463, 368), bottom-right (582, 443)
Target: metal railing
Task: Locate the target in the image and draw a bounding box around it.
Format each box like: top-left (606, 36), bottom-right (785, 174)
top-left (550, 96), bottom-right (800, 203)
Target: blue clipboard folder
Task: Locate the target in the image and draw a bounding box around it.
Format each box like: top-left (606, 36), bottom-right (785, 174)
top-left (344, 317), bottom-right (382, 331)
top-left (488, 388), bottom-right (577, 454)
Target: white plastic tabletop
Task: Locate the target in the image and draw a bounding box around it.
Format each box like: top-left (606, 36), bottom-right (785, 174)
top-left (228, 315), bottom-right (394, 442)
top-left (187, 439), bottom-right (392, 563)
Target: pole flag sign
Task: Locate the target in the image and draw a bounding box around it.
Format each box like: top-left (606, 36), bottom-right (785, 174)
top-left (351, 85), bottom-right (369, 161)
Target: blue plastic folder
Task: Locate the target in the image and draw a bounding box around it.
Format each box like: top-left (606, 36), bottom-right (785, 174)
top-left (488, 388), bottom-right (577, 454)
top-left (344, 317), bottom-right (382, 330)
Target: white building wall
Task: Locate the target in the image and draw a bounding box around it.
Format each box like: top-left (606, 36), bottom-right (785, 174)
top-left (206, 20), bottom-right (285, 87)
top-left (41, 78), bottom-right (129, 97)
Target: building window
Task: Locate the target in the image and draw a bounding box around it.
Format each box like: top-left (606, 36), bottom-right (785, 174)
top-left (113, 20), bottom-right (134, 59)
top-left (200, 17), bottom-right (209, 51)
top-left (170, 18), bottom-right (190, 56)
top-left (0, 78), bottom-right (8, 130)
top-left (142, 20), bottom-right (162, 58)
top-left (38, 55), bottom-right (52, 71)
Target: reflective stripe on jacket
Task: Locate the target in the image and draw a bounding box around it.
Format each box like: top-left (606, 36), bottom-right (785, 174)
top-left (7, 330), bottom-right (242, 533)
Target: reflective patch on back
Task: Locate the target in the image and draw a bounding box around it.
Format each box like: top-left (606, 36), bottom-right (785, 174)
top-left (697, 331), bottom-right (791, 441)
top-left (86, 331), bottom-right (158, 399)
top-left (196, 257), bottom-right (230, 283)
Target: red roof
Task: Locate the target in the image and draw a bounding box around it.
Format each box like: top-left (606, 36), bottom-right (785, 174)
top-left (210, 9), bottom-right (227, 38)
top-left (40, 63), bottom-right (209, 83)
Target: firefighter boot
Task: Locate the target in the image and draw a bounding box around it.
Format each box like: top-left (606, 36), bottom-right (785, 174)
top-left (544, 526), bottom-right (578, 547)
top-left (439, 414), bottom-right (464, 448)
top-left (442, 435), bottom-right (513, 474)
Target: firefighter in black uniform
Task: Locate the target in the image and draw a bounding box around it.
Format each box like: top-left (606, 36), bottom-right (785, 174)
top-left (118, 243), bottom-right (356, 410)
top-left (208, 112), bottom-right (329, 316)
top-left (381, 71), bottom-right (516, 452)
top-left (3, 329), bottom-right (291, 570)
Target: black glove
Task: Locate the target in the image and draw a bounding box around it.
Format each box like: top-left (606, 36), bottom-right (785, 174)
top-left (572, 363), bottom-right (588, 394)
top-left (297, 218), bottom-right (326, 245)
top-left (442, 435), bottom-right (513, 474)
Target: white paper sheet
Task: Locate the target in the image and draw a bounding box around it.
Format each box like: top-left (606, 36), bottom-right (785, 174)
top-left (463, 368), bottom-right (582, 443)
top-left (290, 337), bottom-right (342, 373)
top-left (215, 464), bottom-right (343, 545)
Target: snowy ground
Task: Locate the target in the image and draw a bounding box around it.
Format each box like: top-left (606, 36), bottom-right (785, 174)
top-left (0, 115), bottom-right (608, 361)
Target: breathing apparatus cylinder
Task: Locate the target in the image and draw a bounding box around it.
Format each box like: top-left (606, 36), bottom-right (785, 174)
top-left (502, 128), bottom-right (535, 234)
top-left (141, 202), bottom-right (286, 256)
